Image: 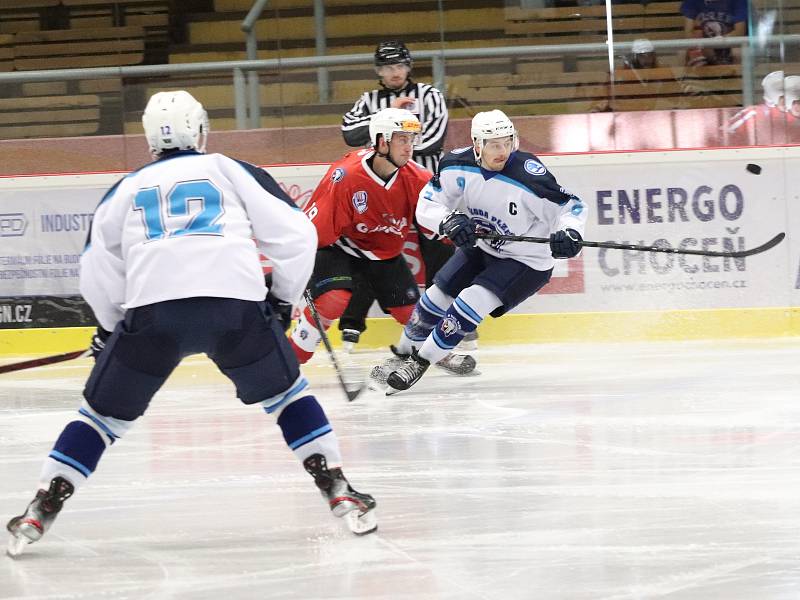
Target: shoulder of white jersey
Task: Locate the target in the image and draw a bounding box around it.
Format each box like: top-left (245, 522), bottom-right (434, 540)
top-left (503, 151), bottom-right (578, 206)
top-left (229, 157), bottom-right (298, 209)
top-left (439, 146), bottom-right (478, 171)
top-left (94, 174), bottom-right (128, 209)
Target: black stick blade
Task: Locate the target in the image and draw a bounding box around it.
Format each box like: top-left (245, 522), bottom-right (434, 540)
top-left (729, 232), bottom-right (785, 258)
top-left (346, 386), bottom-right (364, 402)
top-left (0, 349), bottom-right (86, 375)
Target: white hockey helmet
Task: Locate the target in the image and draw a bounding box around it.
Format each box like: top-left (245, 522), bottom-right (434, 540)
top-left (368, 107), bottom-right (421, 148)
top-left (142, 90), bottom-right (209, 155)
top-left (761, 70), bottom-right (784, 107)
top-left (470, 109), bottom-right (518, 161)
top-left (783, 75), bottom-right (800, 112)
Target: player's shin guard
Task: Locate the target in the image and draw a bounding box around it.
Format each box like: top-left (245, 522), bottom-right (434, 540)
top-left (274, 393), bottom-right (341, 466)
top-left (289, 290), bottom-right (351, 363)
top-left (423, 296), bottom-right (483, 365)
top-left (396, 289), bottom-right (449, 354)
top-left (38, 400), bottom-right (133, 490)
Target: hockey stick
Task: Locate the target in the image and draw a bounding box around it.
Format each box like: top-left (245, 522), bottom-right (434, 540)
top-left (302, 290), bottom-right (363, 402)
top-left (477, 232), bottom-right (785, 259)
top-left (0, 349), bottom-right (90, 375)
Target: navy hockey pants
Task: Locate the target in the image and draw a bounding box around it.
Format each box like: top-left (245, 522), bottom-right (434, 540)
top-left (433, 246), bottom-right (553, 317)
top-left (84, 297), bottom-right (300, 421)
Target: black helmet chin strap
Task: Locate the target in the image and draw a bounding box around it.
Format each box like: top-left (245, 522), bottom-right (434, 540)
top-left (375, 135), bottom-right (401, 171)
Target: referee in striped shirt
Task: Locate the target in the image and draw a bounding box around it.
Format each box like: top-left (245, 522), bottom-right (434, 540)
top-left (338, 41), bottom-right (464, 350)
top-left (341, 40), bottom-right (449, 174)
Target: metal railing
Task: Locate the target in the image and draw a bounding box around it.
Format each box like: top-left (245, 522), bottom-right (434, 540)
top-left (1, 36), bottom-right (798, 130)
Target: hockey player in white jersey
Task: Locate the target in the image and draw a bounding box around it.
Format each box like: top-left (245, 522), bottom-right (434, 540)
top-left (384, 109), bottom-right (587, 392)
top-left (6, 91), bottom-right (376, 557)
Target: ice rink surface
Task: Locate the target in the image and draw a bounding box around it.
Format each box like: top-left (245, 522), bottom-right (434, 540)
top-left (1, 338), bottom-right (800, 600)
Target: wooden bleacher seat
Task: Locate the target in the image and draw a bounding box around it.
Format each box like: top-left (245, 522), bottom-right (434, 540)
top-left (62, 0), bottom-right (169, 29)
top-left (504, 2), bottom-right (683, 37)
top-left (0, 34), bottom-right (13, 72)
top-left (188, 7), bottom-right (506, 46)
top-left (0, 94), bottom-right (100, 139)
top-left (3, 1), bottom-right (59, 8)
top-left (13, 25), bottom-right (145, 70)
top-left (0, 2), bottom-right (56, 35)
top-left (453, 63), bottom-right (744, 114)
top-left (213, 0), bottom-right (458, 10)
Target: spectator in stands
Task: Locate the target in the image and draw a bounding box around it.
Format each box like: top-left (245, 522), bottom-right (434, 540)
top-left (681, 0), bottom-right (747, 66)
top-left (624, 39), bottom-right (659, 70)
top-left (338, 41), bottom-right (467, 352)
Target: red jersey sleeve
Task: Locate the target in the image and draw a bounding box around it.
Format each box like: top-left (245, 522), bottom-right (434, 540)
top-left (304, 164), bottom-right (354, 248)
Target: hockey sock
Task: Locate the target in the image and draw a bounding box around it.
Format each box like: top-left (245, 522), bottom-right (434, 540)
top-left (39, 400), bottom-right (135, 490)
top-left (259, 374), bottom-right (309, 415)
top-left (419, 284), bottom-right (501, 364)
top-left (395, 286), bottom-right (452, 354)
top-left (275, 394), bottom-right (342, 466)
top-left (289, 289), bottom-right (351, 363)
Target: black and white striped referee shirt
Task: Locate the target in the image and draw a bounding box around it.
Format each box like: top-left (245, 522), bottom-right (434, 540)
top-left (341, 78), bottom-right (449, 174)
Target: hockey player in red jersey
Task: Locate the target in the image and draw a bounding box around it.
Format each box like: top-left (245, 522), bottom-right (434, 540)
top-left (288, 108), bottom-right (431, 363)
top-left (724, 71), bottom-right (788, 136)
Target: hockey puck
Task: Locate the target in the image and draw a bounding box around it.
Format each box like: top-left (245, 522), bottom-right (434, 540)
top-left (746, 163), bottom-right (762, 174)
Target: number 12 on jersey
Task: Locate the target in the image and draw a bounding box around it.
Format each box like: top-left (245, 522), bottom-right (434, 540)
top-left (133, 180), bottom-right (224, 240)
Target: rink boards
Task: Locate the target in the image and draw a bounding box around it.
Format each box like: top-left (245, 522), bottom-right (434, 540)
top-left (1, 145), bottom-right (798, 354)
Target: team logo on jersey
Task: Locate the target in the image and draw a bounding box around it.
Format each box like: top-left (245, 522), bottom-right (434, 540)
top-left (351, 191), bottom-right (368, 214)
top-left (471, 217), bottom-right (508, 252)
top-left (331, 167), bottom-right (345, 183)
top-left (524, 159), bottom-right (547, 176)
top-left (451, 146), bottom-right (472, 154)
top-left (440, 316), bottom-right (461, 337)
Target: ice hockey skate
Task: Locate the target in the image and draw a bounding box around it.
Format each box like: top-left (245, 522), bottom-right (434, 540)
top-left (386, 348), bottom-right (431, 394)
top-left (371, 344), bottom-right (477, 390)
top-left (455, 330), bottom-right (479, 352)
top-left (303, 454), bottom-right (377, 535)
top-left (6, 476), bottom-right (74, 557)
top-left (367, 345), bottom-right (408, 389)
top-left (435, 352), bottom-right (478, 376)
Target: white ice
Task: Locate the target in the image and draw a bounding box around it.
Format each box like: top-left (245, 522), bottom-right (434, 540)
top-left (2, 339), bottom-right (800, 599)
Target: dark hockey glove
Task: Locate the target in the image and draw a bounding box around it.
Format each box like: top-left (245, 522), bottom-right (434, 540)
top-left (549, 228), bottom-right (583, 259)
top-left (89, 326), bottom-right (111, 360)
top-left (439, 211), bottom-right (476, 249)
top-left (267, 292), bottom-right (293, 332)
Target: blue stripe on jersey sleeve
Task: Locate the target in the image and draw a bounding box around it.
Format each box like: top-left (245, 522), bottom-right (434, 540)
top-left (233, 160), bottom-right (300, 210)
